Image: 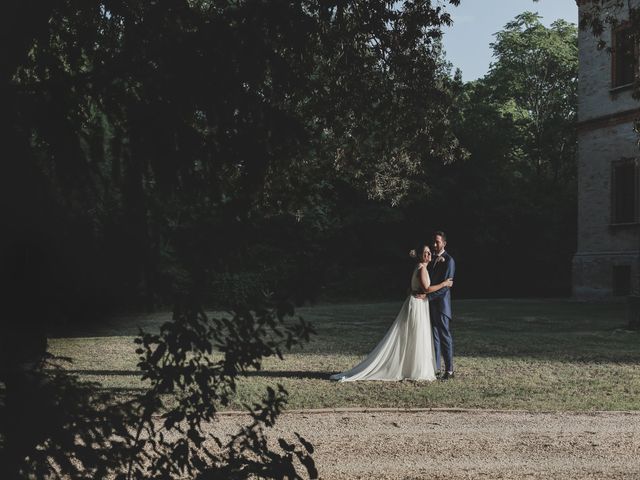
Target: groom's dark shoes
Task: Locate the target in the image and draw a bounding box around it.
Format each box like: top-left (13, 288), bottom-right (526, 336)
top-left (441, 371), bottom-right (455, 381)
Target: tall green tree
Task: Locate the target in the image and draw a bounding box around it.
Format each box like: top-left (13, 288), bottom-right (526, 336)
top-left (487, 12), bottom-right (578, 182)
top-left (1, 0), bottom-right (465, 314)
top-left (427, 12), bottom-right (579, 297)
top-left (0, 1), bottom-right (464, 477)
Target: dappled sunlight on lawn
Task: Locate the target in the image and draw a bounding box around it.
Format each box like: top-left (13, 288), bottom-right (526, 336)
top-left (47, 299), bottom-right (640, 411)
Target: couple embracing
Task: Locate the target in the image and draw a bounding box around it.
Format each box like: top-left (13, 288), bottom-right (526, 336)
top-left (331, 231), bottom-right (455, 382)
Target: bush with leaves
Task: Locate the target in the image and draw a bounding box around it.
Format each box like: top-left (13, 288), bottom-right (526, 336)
top-left (1, 297), bottom-right (316, 479)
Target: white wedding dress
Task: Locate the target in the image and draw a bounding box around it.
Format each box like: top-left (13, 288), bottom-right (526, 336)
top-left (330, 264), bottom-right (437, 381)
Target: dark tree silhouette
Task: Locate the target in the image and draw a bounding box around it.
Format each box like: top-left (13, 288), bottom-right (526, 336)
top-left (0, 1), bottom-right (464, 477)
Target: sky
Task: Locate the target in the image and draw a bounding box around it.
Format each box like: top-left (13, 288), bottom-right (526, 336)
top-left (441, 0), bottom-right (578, 81)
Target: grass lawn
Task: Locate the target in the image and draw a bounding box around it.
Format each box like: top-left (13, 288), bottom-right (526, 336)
top-left (47, 299), bottom-right (640, 412)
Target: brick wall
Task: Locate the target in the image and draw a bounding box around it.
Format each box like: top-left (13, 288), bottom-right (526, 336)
top-left (573, 0), bottom-right (640, 299)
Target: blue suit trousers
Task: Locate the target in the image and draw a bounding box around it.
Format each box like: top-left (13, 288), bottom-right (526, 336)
top-left (432, 312), bottom-right (453, 372)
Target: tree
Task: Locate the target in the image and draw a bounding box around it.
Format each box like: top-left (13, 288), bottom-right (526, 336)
top-left (487, 12), bottom-right (578, 183)
top-left (0, 1), bottom-right (465, 477)
top-left (424, 12), bottom-right (579, 297)
top-left (1, 0), bottom-right (465, 315)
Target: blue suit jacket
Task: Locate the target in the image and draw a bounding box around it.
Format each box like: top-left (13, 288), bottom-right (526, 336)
top-left (427, 251), bottom-right (455, 319)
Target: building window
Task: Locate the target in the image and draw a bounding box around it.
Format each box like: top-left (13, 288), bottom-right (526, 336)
top-left (613, 265), bottom-right (632, 296)
top-left (612, 25), bottom-right (637, 88)
top-left (611, 159), bottom-right (639, 224)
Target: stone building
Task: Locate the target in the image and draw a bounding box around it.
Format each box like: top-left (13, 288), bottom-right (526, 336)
top-left (572, 0), bottom-right (640, 299)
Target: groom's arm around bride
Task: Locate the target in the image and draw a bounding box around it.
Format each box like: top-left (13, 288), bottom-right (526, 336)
top-left (427, 252), bottom-right (455, 302)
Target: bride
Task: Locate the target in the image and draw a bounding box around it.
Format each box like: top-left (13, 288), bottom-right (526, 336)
top-left (330, 245), bottom-right (453, 382)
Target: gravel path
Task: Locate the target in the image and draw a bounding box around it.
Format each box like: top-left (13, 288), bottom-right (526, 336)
top-left (215, 409), bottom-right (640, 479)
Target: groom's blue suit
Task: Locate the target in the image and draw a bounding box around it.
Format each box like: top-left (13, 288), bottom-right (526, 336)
top-left (427, 251), bottom-right (455, 373)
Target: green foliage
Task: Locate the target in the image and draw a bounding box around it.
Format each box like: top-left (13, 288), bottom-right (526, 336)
top-left (1, 1), bottom-right (464, 477)
top-left (301, 10), bottom-right (579, 300)
top-left (580, 2), bottom-right (640, 142)
top-left (2, 0), bottom-right (466, 315)
top-left (1, 300), bottom-right (317, 479)
top-left (432, 12), bottom-right (578, 297)
top-left (579, 0), bottom-right (640, 53)
top-left (488, 12), bottom-right (578, 181)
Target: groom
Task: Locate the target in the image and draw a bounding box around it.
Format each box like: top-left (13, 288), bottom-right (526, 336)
top-left (414, 231), bottom-right (455, 380)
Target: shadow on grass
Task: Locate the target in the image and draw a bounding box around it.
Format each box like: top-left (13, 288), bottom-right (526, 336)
top-left (62, 369), bottom-right (141, 376)
top-left (50, 299), bottom-right (639, 366)
top-left (302, 299), bottom-right (639, 364)
top-left (58, 369), bottom-right (332, 380)
top-left (244, 370), bottom-right (331, 380)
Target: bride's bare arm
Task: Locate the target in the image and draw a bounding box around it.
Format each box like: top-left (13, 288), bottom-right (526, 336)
top-left (413, 265), bottom-right (453, 298)
top-left (419, 266), bottom-right (453, 293)
top-left (418, 264), bottom-right (431, 292)
top-left (427, 279), bottom-right (453, 293)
